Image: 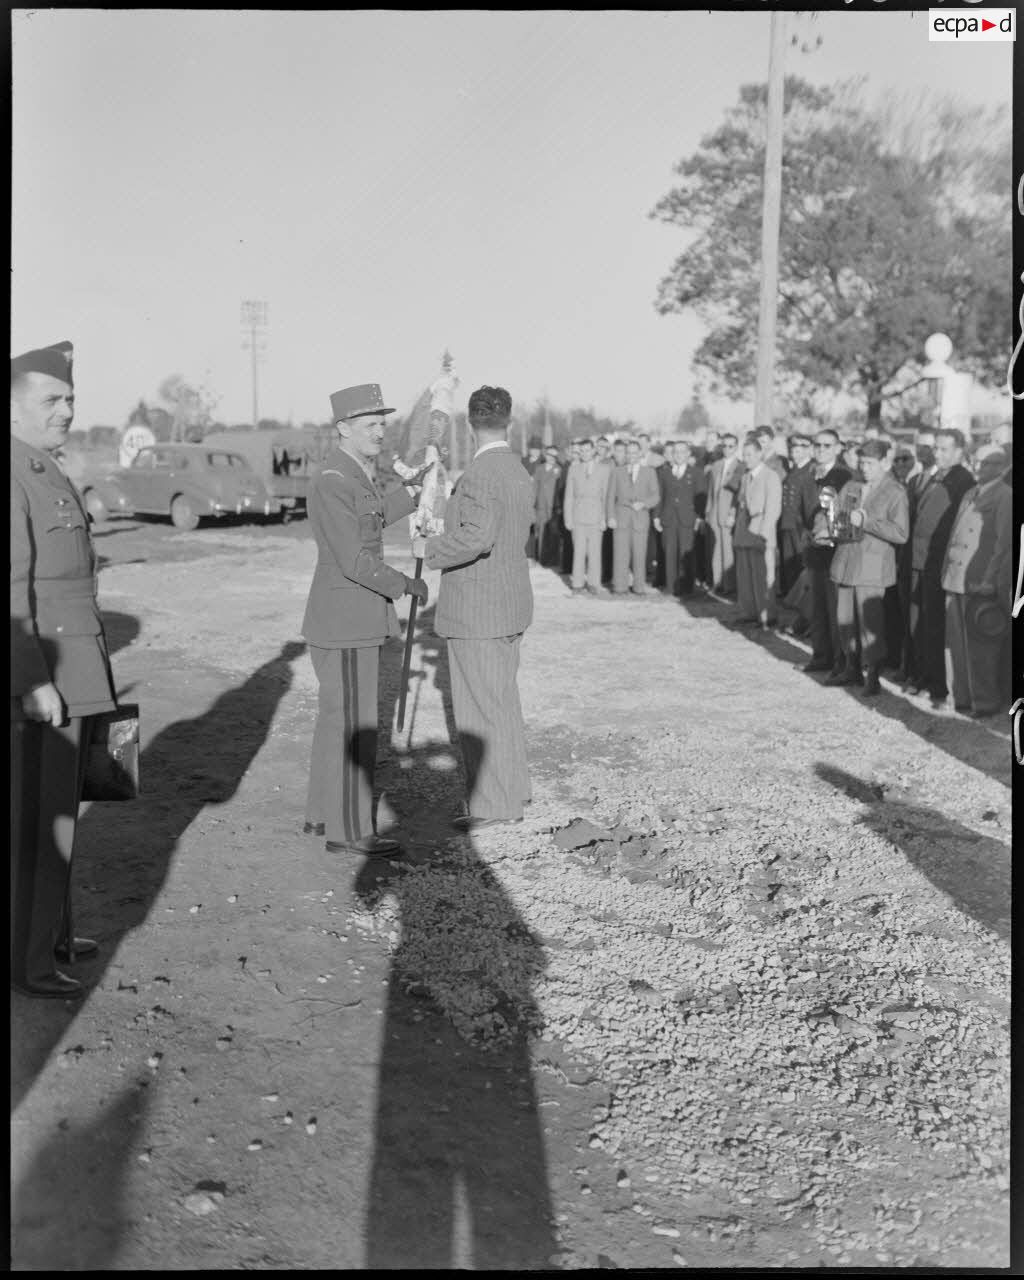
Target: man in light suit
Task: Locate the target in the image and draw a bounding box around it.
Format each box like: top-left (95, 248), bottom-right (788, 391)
top-left (941, 445), bottom-right (1012, 718)
top-left (653, 439), bottom-right (707, 597)
top-left (302, 383), bottom-right (427, 858)
top-left (425, 386), bottom-right (535, 831)
top-left (705, 432), bottom-right (743, 595)
top-left (730, 435), bottom-right (783, 629)
top-left (607, 439), bottom-right (661, 595)
top-left (827, 438), bottom-right (909, 697)
top-left (563, 437), bottom-right (610, 595)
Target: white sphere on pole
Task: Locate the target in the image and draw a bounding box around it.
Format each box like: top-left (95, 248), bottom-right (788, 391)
top-left (924, 333), bottom-right (953, 364)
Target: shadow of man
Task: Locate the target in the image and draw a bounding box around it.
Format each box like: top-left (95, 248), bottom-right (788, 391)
top-left (12, 1085), bottom-right (152, 1270)
top-left (352, 744), bottom-right (555, 1269)
top-left (814, 762), bottom-right (1010, 941)
top-left (11, 639), bottom-right (307, 1113)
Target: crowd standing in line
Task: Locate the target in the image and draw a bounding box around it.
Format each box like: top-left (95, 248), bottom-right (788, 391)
top-left (526, 421), bottom-right (1012, 718)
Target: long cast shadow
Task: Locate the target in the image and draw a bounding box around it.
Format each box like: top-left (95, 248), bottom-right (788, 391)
top-left (673, 592), bottom-right (1011, 787)
top-left (10, 639), bottom-right (306, 1114)
top-left (815, 763), bottom-right (1010, 941)
top-left (352, 731), bottom-right (556, 1270)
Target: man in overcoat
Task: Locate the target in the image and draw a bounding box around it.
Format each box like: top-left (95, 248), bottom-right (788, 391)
top-left (827, 439), bottom-right (909, 696)
top-left (301, 383), bottom-right (427, 858)
top-left (11, 340), bottom-right (116, 998)
top-left (730, 435), bottom-right (782, 628)
top-left (424, 386), bottom-right (535, 830)
top-left (606, 439), bottom-right (660, 595)
top-left (941, 445), bottom-right (1012, 717)
top-left (653, 439), bottom-right (707, 597)
top-left (532, 445), bottom-right (563, 568)
top-left (799, 429), bottom-right (851, 673)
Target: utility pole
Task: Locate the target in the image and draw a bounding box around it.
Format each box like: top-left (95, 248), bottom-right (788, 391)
top-left (240, 300), bottom-right (268, 426)
top-left (753, 12), bottom-right (787, 430)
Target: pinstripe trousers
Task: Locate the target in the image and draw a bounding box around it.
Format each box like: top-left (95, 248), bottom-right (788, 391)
top-left (447, 635), bottom-right (531, 820)
top-left (306, 645), bottom-right (378, 843)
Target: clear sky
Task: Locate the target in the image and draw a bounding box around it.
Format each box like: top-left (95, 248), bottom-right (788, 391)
top-left (11, 8), bottom-right (1013, 432)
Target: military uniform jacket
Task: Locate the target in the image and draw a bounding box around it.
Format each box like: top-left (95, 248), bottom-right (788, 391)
top-left (10, 436), bottom-right (116, 717)
top-left (941, 479), bottom-right (1013, 599)
top-left (779, 461), bottom-right (816, 533)
top-left (301, 446), bottom-right (416, 648)
top-left (658, 464), bottom-right (707, 528)
top-left (829, 471), bottom-right (909, 589)
top-left (425, 445), bottom-right (534, 639)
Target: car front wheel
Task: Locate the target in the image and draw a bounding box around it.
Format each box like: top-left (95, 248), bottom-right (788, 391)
top-left (170, 494), bottom-right (200, 531)
top-left (83, 489), bottom-right (108, 524)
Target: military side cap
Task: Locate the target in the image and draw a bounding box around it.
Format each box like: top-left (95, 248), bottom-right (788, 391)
top-left (329, 383), bottom-right (394, 421)
top-left (966, 597), bottom-right (1009, 640)
top-left (11, 340), bottom-right (74, 385)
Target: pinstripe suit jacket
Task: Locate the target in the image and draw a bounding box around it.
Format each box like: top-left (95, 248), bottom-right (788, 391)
top-left (425, 445), bottom-right (534, 639)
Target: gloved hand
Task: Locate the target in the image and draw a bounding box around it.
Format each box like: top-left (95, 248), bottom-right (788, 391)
top-left (404, 576), bottom-right (429, 606)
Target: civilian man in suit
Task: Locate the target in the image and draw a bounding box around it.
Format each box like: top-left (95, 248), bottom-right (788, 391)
top-left (706, 432), bottom-right (743, 595)
top-left (301, 383), bottom-right (427, 859)
top-left (532, 445), bottom-right (563, 568)
top-left (653, 439), bottom-right (707, 597)
top-left (424, 386), bottom-right (535, 831)
top-left (941, 445), bottom-right (1013, 718)
top-left (904, 428), bottom-right (975, 710)
top-left (607, 438), bottom-right (661, 595)
top-left (826, 439), bottom-right (909, 697)
top-left (11, 340), bottom-right (116, 998)
top-left (799, 429), bottom-right (851, 674)
top-left (778, 434), bottom-right (815, 598)
top-left (730, 435), bottom-right (783, 629)
top-left (564, 437), bottom-right (610, 595)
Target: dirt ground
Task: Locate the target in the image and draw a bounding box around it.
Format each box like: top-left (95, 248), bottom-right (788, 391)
top-left (10, 512), bottom-right (1012, 1270)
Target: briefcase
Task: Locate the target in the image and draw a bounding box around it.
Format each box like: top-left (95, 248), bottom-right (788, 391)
top-left (82, 703), bottom-right (140, 802)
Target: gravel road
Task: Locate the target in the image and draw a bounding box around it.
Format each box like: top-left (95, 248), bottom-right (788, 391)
top-left (11, 515), bottom-right (1011, 1269)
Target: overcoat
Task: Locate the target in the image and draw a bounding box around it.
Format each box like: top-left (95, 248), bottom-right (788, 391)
top-left (829, 471), bottom-right (909, 590)
top-left (941, 479), bottom-right (1013, 599)
top-left (301, 446), bottom-right (416, 648)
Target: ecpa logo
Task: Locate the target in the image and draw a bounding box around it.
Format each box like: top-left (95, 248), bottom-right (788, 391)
top-left (929, 8), bottom-right (1015, 40)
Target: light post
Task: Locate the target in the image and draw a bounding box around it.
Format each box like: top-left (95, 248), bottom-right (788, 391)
top-left (241, 300), bottom-right (268, 427)
top-left (920, 332), bottom-right (954, 431)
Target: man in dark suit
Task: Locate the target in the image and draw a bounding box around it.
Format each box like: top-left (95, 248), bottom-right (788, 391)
top-left (653, 439), bottom-right (707, 597)
top-left (904, 427), bottom-right (975, 710)
top-left (799, 428), bottom-right (851, 674)
top-left (532, 445), bottom-right (562, 567)
top-left (425, 386), bottom-right (535, 831)
top-left (301, 383), bottom-right (427, 858)
top-left (778, 434), bottom-right (814, 598)
top-left (11, 341), bottom-right (117, 998)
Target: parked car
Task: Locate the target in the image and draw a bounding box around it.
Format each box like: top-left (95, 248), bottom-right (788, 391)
top-left (80, 444), bottom-right (282, 530)
top-left (201, 427), bottom-right (332, 521)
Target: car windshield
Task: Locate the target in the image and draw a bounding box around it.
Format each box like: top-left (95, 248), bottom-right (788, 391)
top-left (205, 452), bottom-right (251, 470)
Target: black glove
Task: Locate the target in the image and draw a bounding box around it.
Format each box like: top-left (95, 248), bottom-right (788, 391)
top-left (404, 576), bottom-right (428, 606)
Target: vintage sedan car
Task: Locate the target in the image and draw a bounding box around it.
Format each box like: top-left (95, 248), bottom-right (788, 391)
top-left (80, 444), bottom-right (282, 530)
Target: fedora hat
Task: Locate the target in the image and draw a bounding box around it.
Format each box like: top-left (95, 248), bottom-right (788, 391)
top-left (966, 595), bottom-right (1008, 640)
top-left (329, 383), bottom-right (394, 422)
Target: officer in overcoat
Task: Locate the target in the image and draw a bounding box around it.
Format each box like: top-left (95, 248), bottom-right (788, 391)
top-left (11, 340), bottom-right (116, 998)
top-left (301, 383), bottom-right (427, 858)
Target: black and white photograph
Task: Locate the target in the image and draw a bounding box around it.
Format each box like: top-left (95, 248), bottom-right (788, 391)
top-left (10, 5), bottom-right (1015, 1270)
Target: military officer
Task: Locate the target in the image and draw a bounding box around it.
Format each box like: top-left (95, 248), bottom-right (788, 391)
top-left (11, 340), bottom-right (116, 998)
top-left (301, 383), bottom-right (428, 858)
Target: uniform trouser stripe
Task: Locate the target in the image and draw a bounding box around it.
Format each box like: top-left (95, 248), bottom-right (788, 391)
top-left (306, 646), bottom-right (378, 844)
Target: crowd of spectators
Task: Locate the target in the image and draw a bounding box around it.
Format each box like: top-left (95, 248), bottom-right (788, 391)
top-left (522, 421), bottom-right (1013, 719)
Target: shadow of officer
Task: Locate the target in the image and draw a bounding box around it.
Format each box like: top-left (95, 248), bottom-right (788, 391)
top-left (352, 747), bottom-right (556, 1270)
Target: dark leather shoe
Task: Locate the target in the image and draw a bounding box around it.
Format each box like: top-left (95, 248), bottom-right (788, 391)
top-left (12, 971), bottom-right (83, 999)
top-left (55, 937), bottom-right (98, 963)
top-left (451, 815), bottom-right (524, 832)
top-left (325, 834), bottom-right (403, 858)
top-left (824, 667), bottom-right (860, 687)
top-left (303, 821), bottom-right (326, 836)
top-left (802, 659), bottom-right (833, 673)
top-left (861, 670), bottom-right (882, 697)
